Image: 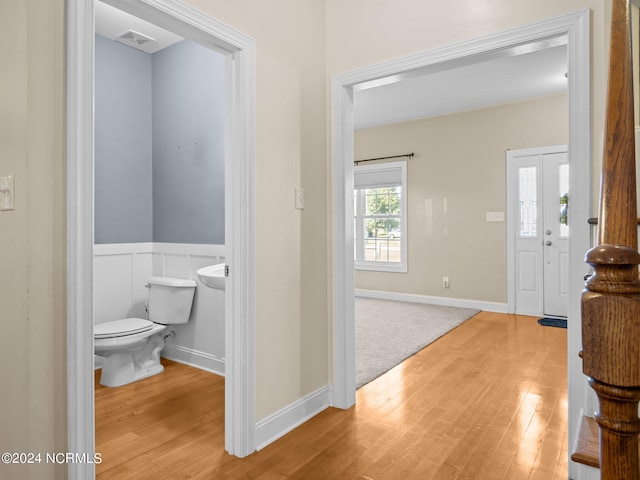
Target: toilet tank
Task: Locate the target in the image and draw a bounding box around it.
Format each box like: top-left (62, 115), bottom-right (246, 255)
top-left (146, 276), bottom-right (197, 325)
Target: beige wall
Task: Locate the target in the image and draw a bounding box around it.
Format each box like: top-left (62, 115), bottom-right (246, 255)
top-left (3, 0), bottom-right (329, 476)
top-left (0, 0), bottom-right (617, 477)
top-left (326, 0), bottom-right (608, 208)
top-left (0, 1), bottom-right (66, 479)
top-left (354, 95), bottom-right (569, 303)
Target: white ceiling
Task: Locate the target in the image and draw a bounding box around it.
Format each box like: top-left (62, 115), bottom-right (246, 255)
top-left (354, 43), bottom-right (568, 130)
top-left (95, 1), bottom-right (568, 132)
top-left (95, 1), bottom-right (183, 54)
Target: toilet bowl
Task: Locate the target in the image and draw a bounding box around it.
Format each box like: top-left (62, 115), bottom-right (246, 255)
top-left (94, 277), bottom-right (196, 387)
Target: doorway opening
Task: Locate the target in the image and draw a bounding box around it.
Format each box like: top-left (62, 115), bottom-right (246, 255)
top-left (330, 14), bottom-right (591, 462)
top-left (67, 0), bottom-right (256, 477)
top-left (93, 0), bottom-right (227, 468)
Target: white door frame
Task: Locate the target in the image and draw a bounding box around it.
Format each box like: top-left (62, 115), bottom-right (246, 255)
top-left (506, 144), bottom-right (569, 316)
top-left (67, 0), bottom-right (256, 477)
top-left (331, 13), bottom-right (590, 476)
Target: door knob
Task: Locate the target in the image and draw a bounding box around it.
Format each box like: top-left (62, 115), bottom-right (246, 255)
top-left (545, 230), bottom-right (552, 235)
top-left (545, 240), bottom-right (552, 246)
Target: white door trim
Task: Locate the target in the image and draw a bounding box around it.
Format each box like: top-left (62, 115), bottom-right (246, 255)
top-left (506, 144), bottom-right (569, 316)
top-left (67, 1), bottom-right (256, 477)
top-left (331, 15), bottom-right (590, 476)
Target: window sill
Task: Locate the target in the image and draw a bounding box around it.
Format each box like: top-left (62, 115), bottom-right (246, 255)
top-left (355, 263), bottom-right (407, 273)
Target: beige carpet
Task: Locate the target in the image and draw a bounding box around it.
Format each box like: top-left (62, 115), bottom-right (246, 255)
top-left (356, 297), bottom-right (480, 388)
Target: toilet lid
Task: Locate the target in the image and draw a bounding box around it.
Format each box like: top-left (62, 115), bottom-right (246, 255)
top-left (94, 318), bottom-right (154, 339)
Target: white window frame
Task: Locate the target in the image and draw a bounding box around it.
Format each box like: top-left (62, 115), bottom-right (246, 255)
top-left (354, 161), bottom-right (407, 273)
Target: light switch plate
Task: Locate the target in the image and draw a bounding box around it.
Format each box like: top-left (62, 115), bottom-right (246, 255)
top-left (0, 174), bottom-right (15, 211)
top-left (486, 211), bottom-right (504, 222)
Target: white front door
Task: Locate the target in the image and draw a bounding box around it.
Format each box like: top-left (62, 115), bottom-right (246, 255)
top-left (507, 146), bottom-right (569, 318)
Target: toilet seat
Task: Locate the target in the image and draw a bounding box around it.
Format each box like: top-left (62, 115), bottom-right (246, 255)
top-left (94, 318), bottom-right (154, 339)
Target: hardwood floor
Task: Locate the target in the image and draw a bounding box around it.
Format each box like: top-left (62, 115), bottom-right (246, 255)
top-left (95, 311), bottom-right (568, 479)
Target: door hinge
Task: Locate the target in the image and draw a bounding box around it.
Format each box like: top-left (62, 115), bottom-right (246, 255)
top-left (225, 264), bottom-right (230, 277)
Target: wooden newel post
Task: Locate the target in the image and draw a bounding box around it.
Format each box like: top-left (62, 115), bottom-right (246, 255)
top-left (581, 0), bottom-right (640, 478)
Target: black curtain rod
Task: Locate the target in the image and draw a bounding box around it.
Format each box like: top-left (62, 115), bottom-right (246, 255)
top-left (354, 152), bottom-right (414, 165)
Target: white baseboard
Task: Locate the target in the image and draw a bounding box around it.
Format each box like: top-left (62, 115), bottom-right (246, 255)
top-left (355, 288), bottom-right (508, 313)
top-left (254, 385), bottom-right (333, 451)
top-left (162, 343), bottom-right (225, 377)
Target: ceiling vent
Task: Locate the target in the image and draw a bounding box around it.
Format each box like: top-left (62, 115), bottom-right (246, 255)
top-left (114, 30), bottom-right (159, 53)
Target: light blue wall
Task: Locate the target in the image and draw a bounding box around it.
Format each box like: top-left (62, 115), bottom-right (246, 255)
top-left (95, 34), bottom-right (153, 243)
top-left (152, 40), bottom-right (225, 244)
top-left (94, 36), bottom-right (225, 245)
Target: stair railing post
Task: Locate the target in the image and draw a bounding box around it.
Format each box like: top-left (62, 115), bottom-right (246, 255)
top-left (581, 1), bottom-right (640, 479)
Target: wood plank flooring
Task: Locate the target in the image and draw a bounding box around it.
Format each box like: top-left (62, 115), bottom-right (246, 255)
top-left (95, 311), bottom-right (568, 479)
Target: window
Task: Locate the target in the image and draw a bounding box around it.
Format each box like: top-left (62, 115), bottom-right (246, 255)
top-left (518, 166), bottom-right (537, 237)
top-left (354, 161), bottom-right (407, 272)
top-left (558, 163), bottom-right (569, 237)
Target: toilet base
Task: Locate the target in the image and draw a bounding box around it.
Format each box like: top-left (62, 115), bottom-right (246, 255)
top-left (99, 332), bottom-right (167, 387)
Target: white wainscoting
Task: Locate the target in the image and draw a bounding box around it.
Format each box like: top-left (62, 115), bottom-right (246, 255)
top-left (94, 242), bottom-right (226, 376)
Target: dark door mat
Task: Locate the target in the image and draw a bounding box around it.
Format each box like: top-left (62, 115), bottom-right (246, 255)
top-left (537, 317), bottom-right (567, 328)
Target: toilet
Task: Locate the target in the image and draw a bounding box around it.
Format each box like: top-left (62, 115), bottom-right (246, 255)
top-left (94, 276), bottom-right (196, 387)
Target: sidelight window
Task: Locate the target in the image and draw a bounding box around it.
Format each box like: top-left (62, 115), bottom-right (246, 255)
top-left (518, 166), bottom-right (538, 237)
